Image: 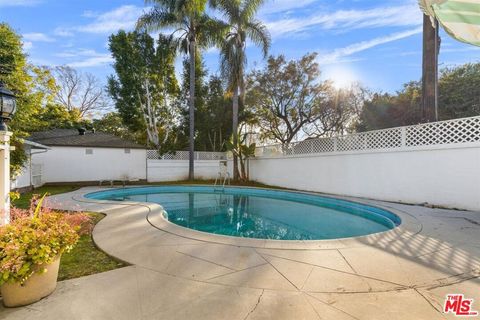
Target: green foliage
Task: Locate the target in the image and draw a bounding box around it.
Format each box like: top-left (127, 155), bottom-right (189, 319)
top-left (356, 82), bottom-right (422, 131)
top-left (0, 23), bottom-right (87, 177)
top-left (93, 112), bottom-right (141, 141)
top-left (225, 126), bottom-right (256, 181)
top-left (213, 0), bottom-right (270, 180)
top-left (58, 212), bottom-right (127, 281)
top-left (214, 0), bottom-right (270, 90)
top-left (0, 198), bottom-right (91, 285)
top-left (12, 186), bottom-right (80, 209)
top-left (37, 104), bottom-right (83, 129)
top-left (108, 31), bottom-right (180, 149)
top-left (177, 57), bottom-right (234, 151)
top-left (108, 31), bottom-right (159, 132)
top-left (10, 137), bottom-right (29, 179)
top-left (11, 187), bottom-right (125, 281)
top-left (137, 0), bottom-right (226, 179)
top-left (356, 63), bottom-right (480, 131)
top-left (137, 0), bottom-right (224, 54)
top-left (0, 23), bottom-right (25, 78)
top-left (439, 63), bottom-right (480, 120)
top-left (0, 24), bottom-right (60, 176)
top-left (246, 53), bottom-right (356, 145)
top-left (203, 75), bottom-right (233, 151)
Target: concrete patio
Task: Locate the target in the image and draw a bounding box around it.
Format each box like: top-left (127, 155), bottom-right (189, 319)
top-left (1, 186), bottom-right (479, 320)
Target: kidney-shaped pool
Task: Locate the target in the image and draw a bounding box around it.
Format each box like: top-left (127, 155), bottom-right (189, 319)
top-left (86, 186), bottom-right (401, 241)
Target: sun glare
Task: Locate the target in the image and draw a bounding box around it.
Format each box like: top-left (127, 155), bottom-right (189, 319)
top-left (325, 66), bottom-right (358, 90)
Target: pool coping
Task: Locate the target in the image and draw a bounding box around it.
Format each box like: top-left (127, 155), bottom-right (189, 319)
top-left (72, 184), bottom-right (422, 250)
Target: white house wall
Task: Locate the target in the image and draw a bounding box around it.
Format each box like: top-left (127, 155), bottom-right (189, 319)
top-left (33, 146), bottom-right (147, 183)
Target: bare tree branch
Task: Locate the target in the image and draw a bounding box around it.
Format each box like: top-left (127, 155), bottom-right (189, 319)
top-left (53, 65), bottom-right (110, 117)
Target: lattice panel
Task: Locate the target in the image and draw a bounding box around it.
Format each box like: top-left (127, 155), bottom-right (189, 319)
top-left (364, 128), bottom-right (402, 149)
top-left (291, 138), bottom-right (335, 154)
top-left (147, 150), bottom-right (227, 160)
top-left (146, 150), bottom-right (160, 159)
top-left (336, 135), bottom-right (365, 151)
top-left (406, 117), bottom-right (480, 147)
top-left (172, 151), bottom-right (190, 160)
top-left (197, 152), bottom-right (227, 160)
top-left (255, 116), bottom-right (480, 157)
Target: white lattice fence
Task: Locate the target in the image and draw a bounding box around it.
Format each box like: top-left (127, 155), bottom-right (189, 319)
top-left (147, 150), bottom-right (226, 160)
top-left (256, 116), bottom-right (480, 157)
top-left (406, 116), bottom-right (480, 146)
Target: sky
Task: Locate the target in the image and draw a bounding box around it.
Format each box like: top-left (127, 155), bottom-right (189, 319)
top-left (1, 0), bottom-right (479, 93)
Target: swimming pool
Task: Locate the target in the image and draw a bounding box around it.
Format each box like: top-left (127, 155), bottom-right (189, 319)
top-left (86, 186), bottom-right (401, 240)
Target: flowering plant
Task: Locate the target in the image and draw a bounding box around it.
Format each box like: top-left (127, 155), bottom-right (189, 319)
top-left (0, 195), bottom-right (92, 285)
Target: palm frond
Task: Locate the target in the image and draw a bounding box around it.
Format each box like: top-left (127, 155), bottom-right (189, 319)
top-left (241, 0), bottom-right (266, 21)
top-left (210, 0), bottom-right (241, 22)
top-left (197, 15), bottom-right (229, 48)
top-left (144, 0), bottom-right (177, 11)
top-left (245, 19), bottom-right (270, 58)
top-left (136, 8), bottom-right (179, 32)
top-left (219, 36), bottom-right (245, 88)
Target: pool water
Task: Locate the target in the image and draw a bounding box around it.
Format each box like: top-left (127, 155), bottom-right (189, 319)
top-left (86, 186), bottom-right (400, 240)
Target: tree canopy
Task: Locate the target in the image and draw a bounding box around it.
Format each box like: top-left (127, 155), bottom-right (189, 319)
top-left (356, 63), bottom-right (480, 131)
top-left (0, 23), bottom-right (82, 176)
top-left (108, 30), bottom-right (180, 149)
top-left (245, 53), bottom-right (358, 145)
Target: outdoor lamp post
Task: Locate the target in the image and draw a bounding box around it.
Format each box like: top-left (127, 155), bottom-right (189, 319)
top-left (0, 82), bottom-right (17, 131)
top-left (0, 82), bottom-right (17, 225)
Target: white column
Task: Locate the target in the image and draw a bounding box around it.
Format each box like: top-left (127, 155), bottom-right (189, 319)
top-left (0, 131), bottom-right (12, 226)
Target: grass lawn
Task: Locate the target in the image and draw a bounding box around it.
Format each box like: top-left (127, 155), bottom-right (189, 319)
top-left (12, 185), bottom-right (80, 209)
top-left (12, 186), bottom-right (127, 281)
top-left (58, 212), bottom-right (127, 281)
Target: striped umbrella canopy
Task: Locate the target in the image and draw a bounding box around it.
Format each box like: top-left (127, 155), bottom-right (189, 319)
top-left (419, 0), bottom-right (480, 46)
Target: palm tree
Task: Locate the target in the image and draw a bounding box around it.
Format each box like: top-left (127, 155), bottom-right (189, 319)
top-left (212, 0), bottom-right (270, 180)
top-left (137, 0), bottom-right (224, 180)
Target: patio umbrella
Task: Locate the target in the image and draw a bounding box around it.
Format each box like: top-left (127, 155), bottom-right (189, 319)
top-left (418, 0), bottom-right (480, 122)
top-left (419, 0), bottom-right (480, 46)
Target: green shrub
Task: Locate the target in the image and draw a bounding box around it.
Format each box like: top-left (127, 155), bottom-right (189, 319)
top-left (0, 196), bottom-right (91, 285)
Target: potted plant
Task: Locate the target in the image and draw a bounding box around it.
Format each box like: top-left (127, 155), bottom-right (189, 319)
top-left (0, 195), bottom-right (91, 307)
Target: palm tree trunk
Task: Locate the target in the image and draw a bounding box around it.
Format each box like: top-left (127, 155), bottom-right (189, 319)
top-left (239, 62), bottom-right (245, 105)
top-left (422, 14), bottom-right (439, 122)
top-left (239, 148), bottom-right (247, 181)
top-left (188, 41), bottom-right (196, 180)
top-left (232, 85), bottom-right (239, 181)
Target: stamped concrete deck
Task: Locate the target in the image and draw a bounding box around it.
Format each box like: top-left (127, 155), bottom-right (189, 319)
top-left (1, 186), bottom-right (479, 320)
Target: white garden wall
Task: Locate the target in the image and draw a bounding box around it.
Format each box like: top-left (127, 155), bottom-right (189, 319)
top-left (32, 146), bottom-right (147, 183)
top-left (249, 116), bottom-right (480, 211)
top-left (250, 144), bottom-right (480, 211)
top-left (147, 160), bottom-right (231, 182)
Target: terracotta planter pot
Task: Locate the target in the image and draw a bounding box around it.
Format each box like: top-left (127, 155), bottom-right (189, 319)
top-left (1, 257), bottom-right (61, 307)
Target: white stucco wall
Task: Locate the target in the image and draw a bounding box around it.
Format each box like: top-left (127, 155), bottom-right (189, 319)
top-left (147, 160), bottom-right (232, 182)
top-left (11, 160), bottom-right (31, 189)
top-left (249, 145), bottom-right (480, 211)
top-left (32, 146), bottom-right (147, 183)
